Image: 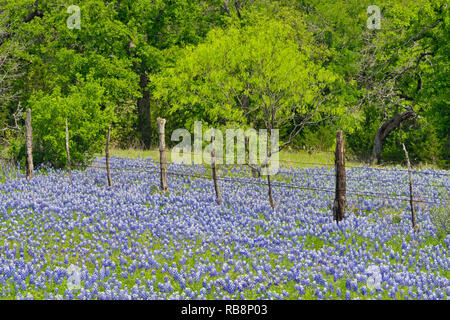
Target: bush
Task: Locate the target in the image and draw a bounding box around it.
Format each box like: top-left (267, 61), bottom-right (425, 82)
top-left (6, 135), bottom-right (26, 168)
top-left (430, 205), bottom-right (450, 239)
top-left (382, 117), bottom-right (441, 166)
top-left (23, 81), bottom-right (113, 168)
top-left (346, 106), bottom-right (379, 162)
top-left (295, 124), bottom-right (336, 152)
top-left (346, 106), bottom-right (445, 167)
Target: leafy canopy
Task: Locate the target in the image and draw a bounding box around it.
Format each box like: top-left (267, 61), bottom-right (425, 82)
top-left (153, 12), bottom-right (345, 140)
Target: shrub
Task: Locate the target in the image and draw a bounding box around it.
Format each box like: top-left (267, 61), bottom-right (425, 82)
top-left (24, 81), bottom-right (113, 168)
top-left (382, 118), bottom-right (441, 166)
top-left (346, 106), bottom-right (379, 162)
top-left (429, 206), bottom-right (450, 239)
top-left (295, 124), bottom-right (336, 152)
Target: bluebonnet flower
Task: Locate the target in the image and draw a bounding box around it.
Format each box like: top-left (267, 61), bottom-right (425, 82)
top-left (0, 158), bottom-right (448, 300)
top-left (345, 291), bottom-right (351, 300)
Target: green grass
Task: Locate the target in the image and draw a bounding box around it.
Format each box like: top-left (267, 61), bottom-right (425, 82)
top-left (98, 147), bottom-right (447, 172)
top-left (105, 148), bottom-right (161, 161)
top-left (98, 148), bottom-right (356, 168)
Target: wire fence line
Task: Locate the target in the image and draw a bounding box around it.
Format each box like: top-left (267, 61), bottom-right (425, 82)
top-left (3, 157), bottom-right (446, 207)
top-left (91, 153), bottom-right (449, 175)
top-left (92, 152), bottom-right (450, 175)
top-left (83, 155), bottom-right (450, 190)
top-left (92, 154), bottom-right (450, 175)
top-left (88, 158), bottom-right (450, 187)
top-left (71, 160), bottom-right (450, 206)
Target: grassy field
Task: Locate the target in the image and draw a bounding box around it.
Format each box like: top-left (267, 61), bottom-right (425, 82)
top-left (96, 147), bottom-right (443, 171)
top-left (100, 148), bottom-right (349, 168)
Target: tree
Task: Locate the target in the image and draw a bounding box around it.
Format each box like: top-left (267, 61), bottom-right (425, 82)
top-left (1, 0), bottom-right (447, 167)
top-left (113, 0), bottom-right (229, 148)
top-left (154, 10), bottom-right (345, 148)
top-left (0, 8), bottom-right (23, 155)
top-left (355, 0), bottom-right (448, 164)
top-left (2, 0), bottom-right (231, 151)
top-left (28, 79), bottom-right (113, 168)
top-left (153, 10), bottom-right (346, 207)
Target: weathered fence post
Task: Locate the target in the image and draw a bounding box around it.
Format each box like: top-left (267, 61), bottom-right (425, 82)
top-left (402, 143), bottom-right (417, 231)
top-left (264, 133), bottom-right (275, 209)
top-left (25, 108), bottom-right (34, 180)
top-left (245, 135), bottom-right (260, 178)
top-left (157, 118), bottom-right (168, 191)
top-left (105, 125), bottom-right (112, 187)
top-left (267, 171), bottom-right (275, 209)
top-left (211, 131), bottom-right (222, 205)
top-left (65, 118), bottom-right (72, 184)
top-left (333, 130), bottom-right (346, 222)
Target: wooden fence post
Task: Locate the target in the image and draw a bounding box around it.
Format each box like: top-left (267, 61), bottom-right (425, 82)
top-left (211, 131), bottom-right (222, 205)
top-left (265, 133), bottom-right (275, 209)
top-left (157, 118), bottom-right (168, 191)
top-left (333, 130), bottom-right (346, 222)
top-left (25, 108), bottom-right (34, 180)
top-left (267, 171), bottom-right (275, 209)
top-left (105, 125), bottom-right (112, 187)
top-left (402, 143), bottom-right (417, 231)
top-left (65, 118), bottom-right (72, 184)
top-left (245, 135), bottom-right (260, 178)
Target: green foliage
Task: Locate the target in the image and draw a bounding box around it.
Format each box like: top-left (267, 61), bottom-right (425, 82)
top-left (153, 9), bottom-right (346, 144)
top-left (0, 0), bottom-right (448, 167)
top-left (382, 118), bottom-right (441, 165)
top-left (295, 124), bottom-right (337, 153)
top-left (27, 80), bottom-right (112, 168)
top-left (353, 0), bottom-right (449, 165)
top-left (392, 216), bottom-right (402, 224)
top-left (430, 205), bottom-right (450, 239)
top-left (346, 106), bottom-right (380, 161)
top-left (5, 136), bottom-right (25, 168)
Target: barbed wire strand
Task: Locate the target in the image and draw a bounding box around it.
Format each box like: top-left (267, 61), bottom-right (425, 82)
top-left (93, 154), bottom-right (450, 177)
top-left (80, 161), bottom-right (450, 189)
top-left (71, 164), bottom-right (450, 205)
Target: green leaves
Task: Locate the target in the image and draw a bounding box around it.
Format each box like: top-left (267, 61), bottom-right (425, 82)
top-left (1, 0), bottom-right (447, 166)
top-left (29, 80), bottom-right (112, 168)
top-left (153, 13), bottom-right (345, 139)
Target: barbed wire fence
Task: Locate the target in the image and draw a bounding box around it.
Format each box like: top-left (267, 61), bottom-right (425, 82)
top-left (4, 113), bottom-right (449, 230)
top-left (76, 121), bottom-right (449, 233)
top-left (78, 159), bottom-right (450, 205)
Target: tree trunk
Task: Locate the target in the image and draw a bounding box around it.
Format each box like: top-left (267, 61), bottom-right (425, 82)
top-left (371, 110), bottom-right (416, 164)
top-left (25, 108), bottom-right (33, 180)
top-left (65, 118), bottom-right (72, 184)
top-left (105, 125), bottom-right (112, 187)
top-left (137, 72), bottom-right (152, 149)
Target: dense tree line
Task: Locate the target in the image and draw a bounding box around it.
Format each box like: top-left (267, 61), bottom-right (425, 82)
top-left (0, 0), bottom-right (448, 168)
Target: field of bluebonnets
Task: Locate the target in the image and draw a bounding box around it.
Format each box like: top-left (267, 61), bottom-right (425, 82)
top-left (0, 157), bottom-right (449, 300)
